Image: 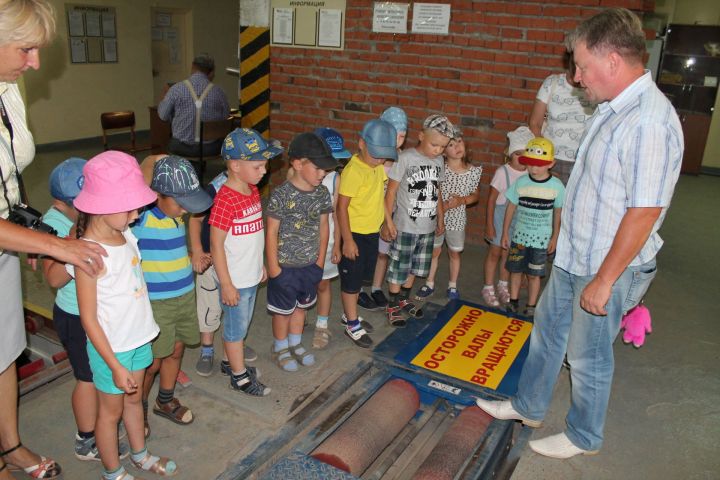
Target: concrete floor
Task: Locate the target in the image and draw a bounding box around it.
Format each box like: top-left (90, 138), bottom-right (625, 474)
top-left (11, 140), bottom-right (720, 479)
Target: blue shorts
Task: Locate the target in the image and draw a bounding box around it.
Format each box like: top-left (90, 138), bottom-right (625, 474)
top-left (54, 304), bottom-right (92, 383)
top-left (87, 342), bottom-right (152, 395)
top-left (339, 232), bottom-right (379, 294)
top-left (505, 242), bottom-right (548, 277)
top-left (217, 283), bottom-right (258, 343)
top-left (267, 264), bottom-right (323, 315)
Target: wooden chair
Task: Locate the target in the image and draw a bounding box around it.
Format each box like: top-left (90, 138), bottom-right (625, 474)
top-left (101, 111), bottom-right (136, 153)
top-left (188, 118), bottom-right (234, 182)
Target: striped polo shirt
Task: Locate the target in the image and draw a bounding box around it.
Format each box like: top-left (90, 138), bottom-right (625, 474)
top-left (132, 206), bottom-right (194, 300)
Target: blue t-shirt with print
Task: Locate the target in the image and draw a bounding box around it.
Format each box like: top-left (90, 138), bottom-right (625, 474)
top-left (505, 174), bottom-right (565, 249)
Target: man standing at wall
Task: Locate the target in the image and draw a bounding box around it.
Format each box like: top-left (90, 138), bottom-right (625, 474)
top-left (476, 8), bottom-right (684, 459)
top-left (158, 53), bottom-right (230, 158)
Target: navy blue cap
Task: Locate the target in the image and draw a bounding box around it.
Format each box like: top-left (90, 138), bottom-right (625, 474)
top-left (314, 127), bottom-right (351, 160)
top-left (151, 155), bottom-right (213, 213)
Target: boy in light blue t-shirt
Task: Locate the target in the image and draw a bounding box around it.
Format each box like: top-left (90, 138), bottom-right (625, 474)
top-left (501, 137), bottom-right (565, 318)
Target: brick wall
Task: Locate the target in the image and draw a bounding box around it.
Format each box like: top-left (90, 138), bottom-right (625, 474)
top-left (269, 0), bottom-right (652, 244)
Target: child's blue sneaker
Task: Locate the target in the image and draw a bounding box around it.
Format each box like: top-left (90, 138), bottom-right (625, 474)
top-left (414, 285), bottom-right (434, 300)
top-left (447, 287), bottom-right (460, 300)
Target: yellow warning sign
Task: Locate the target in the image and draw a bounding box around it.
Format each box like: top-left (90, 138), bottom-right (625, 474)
top-left (411, 306), bottom-right (532, 390)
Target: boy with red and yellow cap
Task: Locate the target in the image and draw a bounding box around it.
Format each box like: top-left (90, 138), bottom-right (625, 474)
top-left (501, 137), bottom-right (565, 318)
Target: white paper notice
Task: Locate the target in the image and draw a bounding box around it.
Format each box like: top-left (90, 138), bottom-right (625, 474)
top-left (103, 38), bottom-right (117, 62)
top-left (411, 3), bottom-right (451, 35)
top-left (102, 12), bottom-right (116, 37)
top-left (373, 2), bottom-right (409, 34)
top-left (85, 11), bottom-right (101, 36)
top-left (318, 9), bottom-right (342, 48)
top-left (68, 10), bottom-right (84, 36)
top-left (70, 38), bottom-right (86, 63)
top-left (241, 0), bottom-right (269, 27)
top-left (272, 8), bottom-right (293, 45)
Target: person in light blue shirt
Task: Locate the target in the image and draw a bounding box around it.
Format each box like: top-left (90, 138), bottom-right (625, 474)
top-left (476, 8), bottom-right (683, 460)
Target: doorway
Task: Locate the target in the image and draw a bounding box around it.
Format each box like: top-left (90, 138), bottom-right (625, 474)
top-left (150, 8), bottom-right (192, 105)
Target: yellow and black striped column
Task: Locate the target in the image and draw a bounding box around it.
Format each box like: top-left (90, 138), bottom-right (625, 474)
top-left (239, 26), bottom-right (270, 138)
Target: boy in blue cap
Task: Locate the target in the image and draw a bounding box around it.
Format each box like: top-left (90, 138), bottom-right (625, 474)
top-left (311, 127), bottom-right (351, 349)
top-left (338, 119), bottom-right (397, 348)
top-left (209, 128), bottom-right (281, 395)
top-left (42, 158), bottom-right (131, 461)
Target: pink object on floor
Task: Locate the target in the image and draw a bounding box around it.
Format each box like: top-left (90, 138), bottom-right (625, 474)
top-left (176, 369), bottom-right (192, 387)
top-left (621, 304), bottom-right (652, 348)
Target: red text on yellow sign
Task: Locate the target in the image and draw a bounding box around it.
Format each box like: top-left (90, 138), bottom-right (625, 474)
top-left (411, 306), bottom-right (532, 390)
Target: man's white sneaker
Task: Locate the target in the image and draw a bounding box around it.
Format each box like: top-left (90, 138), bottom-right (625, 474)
top-left (474, 397), bottom-right (542, 427)
top-left (528, 432), bottom-right (599, 459)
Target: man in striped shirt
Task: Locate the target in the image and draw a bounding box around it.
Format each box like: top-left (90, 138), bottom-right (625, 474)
top-left (476, 8), bottom-right (683, 459)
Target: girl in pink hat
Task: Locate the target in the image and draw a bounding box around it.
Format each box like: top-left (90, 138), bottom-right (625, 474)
top-left (70, 151), bottom-right (177, 479)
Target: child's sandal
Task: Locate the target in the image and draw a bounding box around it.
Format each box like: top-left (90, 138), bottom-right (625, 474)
top-left (271, 347), bottom-right (298, 372)
top-left (386, 306), bottom-right (407, 328)
top-left (288, 343), bottom-right (315, 366)
top-left (398, 298), bottom-right (424, 318)
top-left (312, 327), bottom-right (331, 349)
top-left (130, 452), bottom-right (177, 477)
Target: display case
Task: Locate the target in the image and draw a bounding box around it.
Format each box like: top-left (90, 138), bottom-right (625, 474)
top-left (657, 24), bottom-right (720, 174)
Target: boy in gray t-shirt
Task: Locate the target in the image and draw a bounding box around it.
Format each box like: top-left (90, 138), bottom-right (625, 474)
top-left (382, 114), bottom-right (454, 326)
top-left (266, 132), bottom-right (336, 372)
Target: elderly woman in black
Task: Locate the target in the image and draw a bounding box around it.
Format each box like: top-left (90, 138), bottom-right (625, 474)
top-left (0, 1), bottom-right (105, 478)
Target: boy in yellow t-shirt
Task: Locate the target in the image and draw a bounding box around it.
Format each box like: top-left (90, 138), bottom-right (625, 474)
top-left (337, 119), bottom-right (397, 348)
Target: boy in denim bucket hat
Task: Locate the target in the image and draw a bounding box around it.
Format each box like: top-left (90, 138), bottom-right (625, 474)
top-left (337, 119), bottom-right (396, 348)
top-left (208, 128), bottom-right (278, 395)
top-left (132, 155), bottom-right (212, 433)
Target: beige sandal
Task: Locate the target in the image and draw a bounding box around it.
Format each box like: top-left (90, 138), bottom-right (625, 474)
top-left (130, 451), bottom-right (177, 477)
top-left (312, 327), bottom-right (331, 349)
top-left (271, 347), bottom-right (299, 372)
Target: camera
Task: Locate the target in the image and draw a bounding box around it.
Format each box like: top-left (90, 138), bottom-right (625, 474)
top-left (8, 203), bottom-right (57, 236)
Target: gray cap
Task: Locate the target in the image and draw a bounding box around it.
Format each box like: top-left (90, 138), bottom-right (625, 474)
top-left (192, 53), bottom-right (215, 71)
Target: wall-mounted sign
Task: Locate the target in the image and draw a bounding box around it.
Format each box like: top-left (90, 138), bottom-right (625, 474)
top-left (66, 4), bottom-right (118, 63)
top-left (270, 0), bottom-right (346, 50)
top-left (411, 3), bottom-right (450, 35)
top-left (372, 2), bottom-right (409, 34)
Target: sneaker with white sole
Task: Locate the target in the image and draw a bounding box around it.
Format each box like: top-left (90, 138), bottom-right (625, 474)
top-left (528, 432), bottom-right (599, 459)
top-left (344, 325), bottom-right (373, 348)
top-left (75, 434), bottom-right (129, 461)
top-left (481, 286), bottom-right (501, 307)
top-left (474, 397), bottom-right (542, 427)
top-left (195, 351), bottom-right (214, 377)
top-left (340, 313), bottom-right (374, 333)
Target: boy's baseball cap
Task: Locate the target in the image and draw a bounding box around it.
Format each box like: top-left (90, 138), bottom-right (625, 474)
top-left (50, 157), bottom-right (86, 203)
top-left (519, 137), bottom-right (555, 166)
top-left (288, 132), bottom-right (339, 170)
top-left (150, 155), bottom-right (213, 213)
top-left (507, 126), bottom-right (535, 156)
top-left (314, 127), bottom-right (351, 160)
top-left (221, 128), bottom-right (284, 161)
top-left (360, 119), bottom-right (397, 160)
top-left (422, 114), bottom-right (455, 138)
top-left (74, 151), bottom-right (157, 215)
top-left (380, 107), bottom-right (408, 134)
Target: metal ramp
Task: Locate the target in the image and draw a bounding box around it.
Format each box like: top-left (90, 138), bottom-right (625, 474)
top-left (220, 300), bottom-right (534, 480)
